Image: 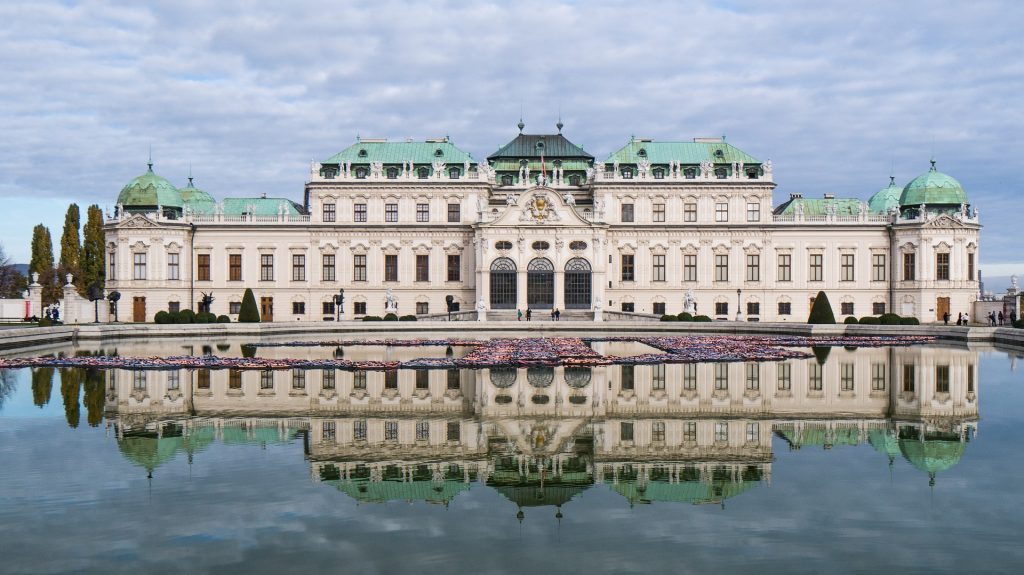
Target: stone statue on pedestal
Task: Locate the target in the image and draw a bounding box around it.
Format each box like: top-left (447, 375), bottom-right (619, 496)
top-left (385, 288), bottom-right (398, 315)
top-left (683, 289), bottom-right (696, 314)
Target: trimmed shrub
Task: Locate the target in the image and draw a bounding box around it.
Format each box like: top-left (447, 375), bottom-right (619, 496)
top-left (879, 313), bottom-right (902, 325)
top-left (677, 312), bottom-right (693, 322)
top-left (38, 318), bottom-right (54, 327)
top-left (807, 291), bottom-right (836, 324)
top-left (383, 313), bottom-right (399, 321)
top-left (693, 315), bottom-right (713, 322)
top-left (399, 315), bottom-right (418, 321)
top-left (844, 316), bottom-right (859, 324)
top-left (362, 315), bottom-right (382, 321)
top-left (1013, 319), bottom-right (1024, 329)
top-left (178, 309), bottom-right (196, 324)
top-left (859, 316), bottom-right (881, 325)
top-left (661, 314), bottom-right (678, 322)
top-left (900, 317), bottom-right (920, 325)
top-left (167, 311), bottom-right (181, 324)
top-left (812, 346), bottom-right (832, 365)
top-left (238, 288), bottom-right (260, 323)
top-left (194, 312), bottom-right (210, 324)
top-left (154, 311), bottom-right (170, 324)
top-left (217, 315), bottom-right (231, 323)
top-left (240, 344), bottom-right (257, 358)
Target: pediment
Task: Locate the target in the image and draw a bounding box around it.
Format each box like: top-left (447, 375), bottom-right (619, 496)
top-left (924, 214), bottom-right (968, 229)
top-left (485, 187), bottom-right (594, 227)
top-left (116, 214), bottom-right (161, 229)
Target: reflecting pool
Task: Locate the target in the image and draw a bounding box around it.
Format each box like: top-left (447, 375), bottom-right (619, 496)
top-left (1, 335), bottom-right (1023, 574)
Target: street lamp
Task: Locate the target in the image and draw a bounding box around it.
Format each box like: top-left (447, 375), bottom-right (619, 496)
top-left (735, 288), bottom-right (743, 322)
top-left (107, 291), bottom-right (121, 323)
top-left (333, 288), bottom-right (345, 322)
top-left (87, 283), bottom-right (104, 323)
top-left (445, 295), bottom-right (454, 321)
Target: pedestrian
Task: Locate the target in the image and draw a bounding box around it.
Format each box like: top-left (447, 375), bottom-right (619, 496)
top-left (989, 311), bottom-right (996, 326)
top-left (957, 312), bottom-right (964, 326)
top-left (526, 308), bottom-right (532, 321)
top-left (998, 311), bottom-right (1004, 326)
top-left (550, 309), bottom-right (555, 321)
top-left (555, 308), bottom-right (561, 321)
top-left (943, 311), bottom-right (950, 325)
top-left (517, 309), bottom-right (523, 321)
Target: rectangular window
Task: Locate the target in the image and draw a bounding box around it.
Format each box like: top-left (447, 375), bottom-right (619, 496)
top-left (323, 301), bottom-right (335, 316)
top-left (620, 301), bottom-right (635, 311)
top-left (777, 363), bottom-right (792, 390)
top-left (168, 301), bottom-right (180, 314)
top-left (967, 364), bottom-right (975, 392)
top-left (872, 254), bottom-right (886, 281)
top-left (620, 422), bottom-right (634, 441)
top-left (809, 254), bottom-right (823, 282)
top-left (871, 363), bottom-right (886, 391)
top-left (838, 302), bottom-right (853, 315)
top-left (322, 254), bottom-right (336, 281)
top-left (447, 369), bottom-right (460, 390)
top-left (653, 302), bottom-right (666, 316)
top-left (746, 254), bottom-right (760, 282)
top-left (167, 370), bottom-right (179, 390)
top-left (715, 254), bottom-right (728, 282)
top-left (448, 204), bottom-right (460, 223)
top-left (621, 203), bottom-right (634, 223)
top-left (777, 254), bottom-right (792, 282)
top-left (936, 365), bottom-right (950, 393)
top-left (447, 421), bottom-right (460, 441)
top-left (968, 253), bottom-right (975, 281)
top-left (841, 254), bottom-right (855, 281)
top-left (322, 369), bottom-right (335, 390)
top-left (683, 255), bottom-right (697, 282)
top-left (747, 302), bottom-right (760, 316)
top-left (197, 369), bottom-right (210, 389)
top-left (415, 369), bottom-right (429, 390)
top-left (322, 421), bottom-right (336, 441)
top-left (746, 422), bottom-right (760, 443)
top-left (621, 365), bottom-right (635, 390)
top-left (652, 421), bottom-right (666, 442)
top-left (683, 202), bottom-right (697, 222)
top-left (652, 254), bottom-right (666, 282)
top-left (715, 421), bottom-right (729, 442)
top-left (353, 255), bottom-right (367, 282)
top-left (292, 301), bottom-right (305, 315)
top-left (416, 302), bottom-right (429, 315)
top-left (167, 253), bottom-right (179, 280)
top-left (745, 363), bottom-right (759, 390)
top-left (323, 203), bottom-right (336, 222)
top-left (652, 364), bottom-right (666, 390)
top-left (715, 202), bottom-right (729, 222)
top-left (354, 302), bottom-right (367, 315)
top-left (652, 203), bottom-right (666, 222)
top-left (683, 364), bottom-right (697, 390)
top-left (292, 254), bottom-right (306, 281)
top-left (936, 253), bottom-right (950, 280)
top-left (108, 252), bottom-right (116, 279)
top-left (292, 369), bottom-right (305, 390)
top-left (260, 254), bottom-right (274, 281)
top-left (716, 302), bottom-right (729, 316)
top-left (132, 370), bottom-right (147, 390)
top-left (229, 301), bottom-right (241, 314)
top-left (229, 254), bottom-right (242, 281)
top-left (354, 420), bottom-right (367, 441)
top-left (747, 202), bottom-right (760, 222)
top-left (354, 203), bottom-right (367, 222)
top-left (447, 254), bottom-right (461, 282)
top-left (416, 421), bottom-right (430, 441)
top-left (228, 369), bottom-right (242, 390)
top-left (809, 364), bottom-right (823, 391)
top-left (621, 254), bottom-right (635, 282)
top-left (416, 254), bottom-right (429, 282)
top-left (352, 371), bottom-right (367, 389)
top-left (385, 203), bottom-right (398, 222)
top-left (683, 421), bottom-right (697, 442)
top-left (260, 370), bottom-right (274, 390)
top-left (384, 370), bottom-right (398, 389)
top-left (778, 302), bottom-right (792, 315)
top-left (196, 254), bottom-right (210, 281)
top-left (385, 254), bottom-right (398, 282)
top-left (902, 364), bottom-right (915, 393)
top-left (133, 253), bottom-right (146, 280)
top-left (416, 203), bottom-right (429, 223)
top-left (384, 421), bottom-right (398, 441)
top-left (903, 253), bottom-right (916, 281)
top-left (873, 302), bottom-right (886, 315)
top-left (714, 363), bottom-right (728, 390)
top-left (840, 363), bottom-right (855, 391)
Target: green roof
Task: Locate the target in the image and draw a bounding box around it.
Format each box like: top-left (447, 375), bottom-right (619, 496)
top-left (604, 139), bottom-right (759, 166)
top-left (490, 159), bottom-right (593, 172)
top-left (609, 478), bottom-right (759, 505)
top-left (117, 163), bottom-right (183, 208)
top-left (488, 133), bottom-right (594, 161)
top-left (868, 177), bottom-right (902, 213)
top-left (222, 197), bottom-right (304, 216)
top-left (323, 139), bottom-right (476, 165)
top-left (327, 478), bottom-right (471, 504)
top-left (774, 196), bottom-right (866, 216)
top-left (899, 436), bottom-right (965, 477)
top-left (180, 178), bottom-right (216, 215)
top-left (899, 161), bottom-right (967, 206)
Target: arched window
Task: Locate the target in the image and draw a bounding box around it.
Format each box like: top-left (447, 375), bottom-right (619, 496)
top-left (490, 257), bottom-right (517, 309)
top-left (527, 258), bottom-right (554, 309)
top-left (564, 258), bottom-right (592, 309)
top-left (653, 168), bottom-right (665, 179)
top-left (490, 368), bottom-right (517, 388)
top-left (417, 167), bottom-right (429, 179)
top-left (569, 174), bottom-right (580, 186)
top-left (715, 167), bottom-right (727, 179)
top-left (564, 367), bottom-right (592, 388)
top-left (684, 167), bottom-right (697, 179)
top-left (434, 148), bottom-right (444, 157)
top-left (621, 168), bottom-right (634, 179)
top-left (355, 167), bottom-right (368, 179)
top-left (528, 258), bottom-right (554, 272)
top-left (358, 149), bottom-right (368, 157)
top-left (386, 167), bottom-right (399, 179)
top-left (527, 367), bottom-right (554, 388)
top-left (495, 240), bottom-right (513, 251)
top-left (501, 174), bottom-right (514, 186)
top-left (637, 148), bottom-right (647, 157)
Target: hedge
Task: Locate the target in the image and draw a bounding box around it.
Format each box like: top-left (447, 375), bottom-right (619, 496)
top-left (154, 311), bottom-right (171, 324)
top-left (859, 316), bottom-right (881, 325)
top-left (879, 313), bottom-right (902, 325)
top-left (399, 315), bottom-right (418, 321)
top-left (661, 314), bottom-right (678, 321)
top-left (362, 315), bottom-right (382, 321)
top-left (693, 315), bottom-right (713, 322)
top-left (900, 317), bottom-right (920, 325)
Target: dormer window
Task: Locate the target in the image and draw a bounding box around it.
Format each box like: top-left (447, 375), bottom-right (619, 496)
top-left (684, 167), bottom-right (696, 179)
top-left (637, 148), bottom-right (647, 157)
top-left (501, 174), bottom-right (514, 186)
top-left (434, 149), bottom-right (444, 157)
top-left (621, 168), bottom-right (633, 179)
top-left (322, 168), bottom-right (337, 179)
top-left (653, 168), bottom-right (665, 179)
top-left (358, 149), bottom-right (368, 158)
top-left (448, 167), bottom-right (460, 179)
top-left (746, 168), bottom-right (759, 179)
top-left (386, 167), bottom-right (399, 179)
top-left (418, 167), bottom-right (429, 179)
top-left (553, 159), bottom-right (562, 168)
top-left (714, 149), bottom-right (724, 159)
top-left (715, 167), bottom-right (727, 179)
top-left (569, 174), bottom-right (580, 186)
top-left (536, 141), bottom-right (545, 150)
top-left (355, 167), bottom-right (368, 179)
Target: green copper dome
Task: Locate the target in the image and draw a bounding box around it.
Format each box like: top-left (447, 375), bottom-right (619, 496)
top-left (899, 161), bottom-right (967, 207)
top-left (180, 177), bottom-right (216, 215)
top-left (117, 162), bottom-right (183, 209)
top-left (868, 177), bottom-right (902, 213)
top-left (899, 434), bottom-right (965, 485)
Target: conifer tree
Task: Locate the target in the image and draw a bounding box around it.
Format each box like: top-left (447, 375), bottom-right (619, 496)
top-left (80, 204), bottom-right (105, 294)
top-left (59, 204), bottom-right (81, 288)
top-left (807, 291), bottom-right (837, 324)
top-left (238, 288), bottom-right (261, 322)
top-left (29, 224), bottom-right (58, 305)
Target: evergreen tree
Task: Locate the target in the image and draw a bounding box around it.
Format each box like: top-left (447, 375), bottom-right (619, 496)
top-left (807, 291), bottom-right (837, 324)
top-left (83, 367), bottom-right (106, 427)
top-left (59, 368), bottom-right (81, 428)
top-left (80, 204), bottom-right (105, 294)
top-left (31, 367), bottom-right (54, 407)
top-left (58, 203), bottom-right (81, 287)
top-left (238, 288), bottom-right (261, 322)
top-left (29, 224), bottom-right (58, 305)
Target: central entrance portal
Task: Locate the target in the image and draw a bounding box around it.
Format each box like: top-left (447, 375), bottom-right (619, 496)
top-left (527, 258), bottom-right (554, 309)
top-left (490, 258), bottom-right (517, 309)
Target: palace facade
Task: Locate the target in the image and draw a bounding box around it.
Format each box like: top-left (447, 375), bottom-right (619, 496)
top-left (103, 124), bottom-right (981, 322)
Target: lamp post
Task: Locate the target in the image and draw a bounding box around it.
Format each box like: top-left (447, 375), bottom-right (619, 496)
top-left (735, 288), bottom-right (743, 322)
top-left (446, 295), bottom-right (454, 321)
top-left (107, 291), bottom-right (121, 323)
top-left (334, 289), bottom-right (345, 322)
top-left (87, 284), bottom-right (104, 323)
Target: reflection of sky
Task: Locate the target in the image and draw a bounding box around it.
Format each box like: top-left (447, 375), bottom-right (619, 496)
top-left (1, 351), bottom-right (1023, 573)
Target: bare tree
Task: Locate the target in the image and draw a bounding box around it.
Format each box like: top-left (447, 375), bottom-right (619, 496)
top-left (0, 242), bottom-right (28, 298)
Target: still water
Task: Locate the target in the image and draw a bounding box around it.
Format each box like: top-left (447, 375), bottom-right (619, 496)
top-left (1, 335), bottom-right (1022, 574)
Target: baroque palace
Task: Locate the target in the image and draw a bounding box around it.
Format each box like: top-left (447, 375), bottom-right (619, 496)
top-left (104, 122), bottom-right (981, 322)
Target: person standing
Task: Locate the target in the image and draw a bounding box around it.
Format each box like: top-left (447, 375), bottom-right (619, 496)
top-left (555, 308), bottom-right (561, 321)
top-left (998, 311), bottom-right (1004, 326)
top-left (957, 312), bottom-right (964, 326)
top-left (517, 309), bottom-right (523, 322)
top-left (526, 308), bottom-right (532, 321)
top-left (943, 311), bottom-right (950, 325)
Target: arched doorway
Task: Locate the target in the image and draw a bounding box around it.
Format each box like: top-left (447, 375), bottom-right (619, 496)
top-left (527, 258), bottom-right (554, 309)
top-left (564, 258), bottom-right (592, 309)
top-left (490, 258), bottom-right (517, 309)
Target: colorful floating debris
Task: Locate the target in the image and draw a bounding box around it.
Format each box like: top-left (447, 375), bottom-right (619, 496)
top-left (0, 335), bottom-right (934, 371)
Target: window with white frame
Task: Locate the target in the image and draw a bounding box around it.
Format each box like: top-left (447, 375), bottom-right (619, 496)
top-left (747, 202), bottom-right (760, 222)
top-left (260, 254), bottom-right (273, 281)
top-left (653, 203), bottom-right (665, 222)
top-left (809, 253), bottom-right (823, 282)
top-left (416, 203), bottom-right (429, 222)
top-left (385, 203), bottom-right (398, 222)
top-left (322, 254), bottom-right (336, 281)
top-left (841, 254), bottom-right (854, 281)
top-left (872, 254), bottom-right (886, 281)
top-left (715, 421), bottom-right (729, 442)
top-left (133, 253), bottom-right (146, 280)
top-left (292, 254), bottom-right (306, 281)
top-left (323, 203), bottom-right (336, 222)
top-left (746, 254), bottom-right (760, 282)
top-left (354, 203), bottom-right (367, 222)
top-left (683, 254), bottom-right (697, 282)
top-left (166, 253), bottom-right (179, 280)
top-left (715, 254), bottom-right (728, 282)
top-left (715, 202), bottom-right (729, 222)
top-left (683, 202), bottom-right (697, 222)
top-left (652, 254), bottom-right (666, 281)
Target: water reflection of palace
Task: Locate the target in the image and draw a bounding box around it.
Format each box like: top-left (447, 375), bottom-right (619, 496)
top-left (101, 345), bottom-right (979, 512)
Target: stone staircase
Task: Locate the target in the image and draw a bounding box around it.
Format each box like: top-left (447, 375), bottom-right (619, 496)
top-left (486, 309), bottom-right (594, 322)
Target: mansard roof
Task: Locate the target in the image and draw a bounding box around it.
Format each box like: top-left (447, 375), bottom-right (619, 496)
top-left (323, 138), bottom-right (476, 165)
top-left (488, 133), bottom-right (594, 161)
top-left (773, 195), bottom-right (865, 216)
top-left (221, 197), bottom-right (305, 216)
top-left (604, 138), bottom-right (760, 165)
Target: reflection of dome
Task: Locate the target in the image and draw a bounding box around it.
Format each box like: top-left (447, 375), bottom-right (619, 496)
top-left (117, 425), bottom-right (213, 474)
top-left (868, 176), bottom-right (902, 213)
top-left (868, 429), bottom-right (901, 464)
top-left (117, 162), bottom-right (183, 211)
top-left (899, 432), bottom-right (966, 484)
top-left (900, 160), bottom-right (967, 207)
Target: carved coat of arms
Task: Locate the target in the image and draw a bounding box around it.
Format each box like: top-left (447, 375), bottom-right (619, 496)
top-left (520, 193), bottom-right (561, 223)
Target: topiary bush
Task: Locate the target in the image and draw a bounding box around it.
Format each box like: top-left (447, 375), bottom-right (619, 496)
top-left (859, 316), bottom-right (881, 325)
top-left (399, 315), bottom-right (417, 321)
top-left (807, 291), bottom-right (836, 324)
top-left (383, 313), bottom-right (399, 321)
top-left (661, 314), bottom-right (678, 322)
top-left (238, 288), bottom-right (260, 323)
top-left (178, 309), bottom-right (196, 324)
top-left (844, 316), bottom-right (859, 324)
top-left (677, 312), bottom-right (693, 322)
top-left (154, 311), bottom-right (170, 324)
top-left (362, 315), bottom-right (382, 321)
top-left (167, 311), bottom-right (181, 324)
top-left (693, 315), bottom-right (713, 322)
top-left (217, 315), bottom-right (231, 323)
top-left (879, 313), bottom-right (902, 325)
top-left (900, 317), bottom-right (920, 325)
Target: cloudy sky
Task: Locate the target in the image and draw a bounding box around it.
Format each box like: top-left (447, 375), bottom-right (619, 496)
top-left (1, 0), bottom-right (1021, 273)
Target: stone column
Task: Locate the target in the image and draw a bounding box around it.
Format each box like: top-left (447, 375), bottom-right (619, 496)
top-left (517, 269), bottom-right (528, 313)
top-left (62, 275), bottom-right (80, 324)
top-left (26, 273), bottom-right (42, 320)
top-left (554, 270), bottom-right (565, 311)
